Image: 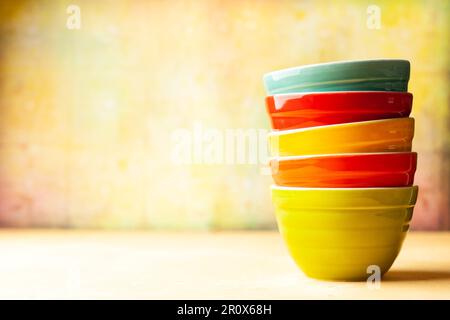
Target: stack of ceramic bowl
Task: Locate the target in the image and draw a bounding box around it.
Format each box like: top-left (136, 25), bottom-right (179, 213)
top-left (263, 60), bottom-right (418, 281)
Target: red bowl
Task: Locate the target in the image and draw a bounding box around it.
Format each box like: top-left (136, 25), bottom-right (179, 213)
top-left (271, 152), bottom-right (417, 188)
top-left (266, 91), bottom-right (413, 130)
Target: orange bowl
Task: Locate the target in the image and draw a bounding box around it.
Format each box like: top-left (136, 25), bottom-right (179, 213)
top-left (271, 152), bottom-right (417, 188)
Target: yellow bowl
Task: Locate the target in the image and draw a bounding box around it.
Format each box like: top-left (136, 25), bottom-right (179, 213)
top-left (271, 186), bottom-right (418, 281)
top-left (268, 118), bottom-right (414, 157)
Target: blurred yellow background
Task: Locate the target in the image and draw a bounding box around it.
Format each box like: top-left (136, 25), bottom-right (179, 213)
top-left (0, 0), bottom-right (448, 229)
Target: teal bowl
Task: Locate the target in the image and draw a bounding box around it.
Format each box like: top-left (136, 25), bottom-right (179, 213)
top-left (263, 59), bottom-right (410, 95)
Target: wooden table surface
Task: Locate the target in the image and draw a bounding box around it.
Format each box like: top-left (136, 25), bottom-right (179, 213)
top-left (0, 230), bottom-right (449, 299)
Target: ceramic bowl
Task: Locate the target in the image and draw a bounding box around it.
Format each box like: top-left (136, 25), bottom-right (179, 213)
top-left (263, 59), bottom-right (410, 94)
top-left (271, 185), bottom-right (418, 281)
top-left (271, 152), bottom-right (417, 188)
top-left (268, 118), bottom-right (414, 157)
top-left (266, 91), bottom-right (413, 130)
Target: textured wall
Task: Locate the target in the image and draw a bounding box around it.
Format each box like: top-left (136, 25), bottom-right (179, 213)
top-left (0, 0), bottom-right (448, 229)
